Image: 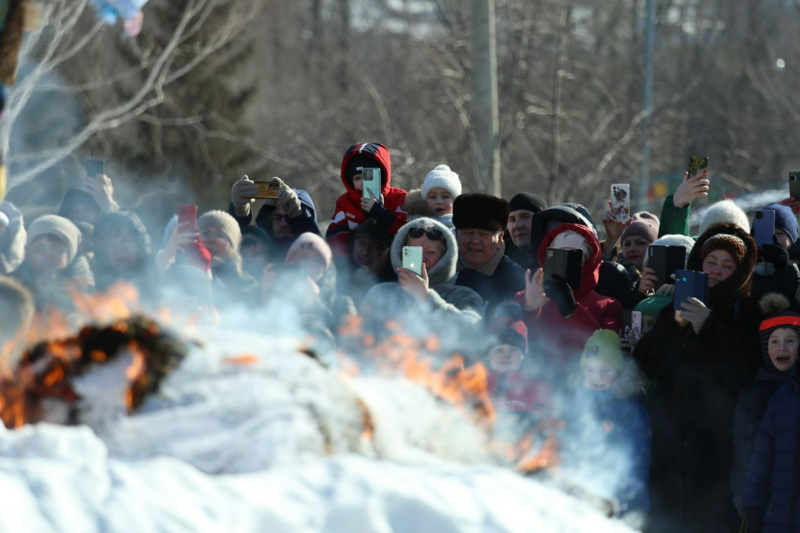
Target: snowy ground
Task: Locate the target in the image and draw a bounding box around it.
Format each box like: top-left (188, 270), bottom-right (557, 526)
top-left (0, 328), bottom-right (634, 533)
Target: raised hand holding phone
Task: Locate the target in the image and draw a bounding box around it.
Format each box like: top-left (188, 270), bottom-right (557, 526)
top-left (602, 199), bottom-right (632, 257)
top-left (398, 262), bottom-right (430, 303)
top-left (673, 169), bottom-right (710, 208)
top-left (82, 160), bottom-right (118, 213)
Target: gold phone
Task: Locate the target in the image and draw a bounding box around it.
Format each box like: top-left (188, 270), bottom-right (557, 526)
top-left (252, 181), bottom-right (280, 200)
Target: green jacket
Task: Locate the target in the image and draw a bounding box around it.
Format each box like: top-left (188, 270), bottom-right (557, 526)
top-left (658, 194), bottom-right (691, 237)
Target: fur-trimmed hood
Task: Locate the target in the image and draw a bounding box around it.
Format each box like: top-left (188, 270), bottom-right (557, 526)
top-left (390, 216), bottom-right (457, 286)
top-left (687, 222), bottom-right (757, 308)
top-left (0, 201), bottom-right (26, 275)
top-left (403, 189), bottom-right (455, 229)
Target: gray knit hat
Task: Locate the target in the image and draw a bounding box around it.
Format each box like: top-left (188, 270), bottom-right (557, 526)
top-left (26, 215), bottom-right (82, 263)
top-left (198, 210), bottom-right (242, 251)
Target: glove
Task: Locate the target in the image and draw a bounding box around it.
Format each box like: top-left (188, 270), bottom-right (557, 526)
top-left (761, 236), bottom-right (791, 271)
top-left (232, 175), bottom-right (258, 211)
top-left (276, 181), bottom-right (302, 217)
top-left (742, 506), bottom-right (764, 533)
top-left (542, 274), bottom-right (577, 319)
top-left (366, 201), bottom-right (395, 228)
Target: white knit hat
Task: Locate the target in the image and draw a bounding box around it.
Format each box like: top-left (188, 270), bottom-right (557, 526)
top-left (421, 165), bottom-right (462, 200)
top-left (198, 210), bottom-right (242, 251)
top-left (26, 215), bottom-right (82, 263)
top-left (699, 200), bottom-right (750, 236)
top-left (643, 234), bottom-right (696, 270)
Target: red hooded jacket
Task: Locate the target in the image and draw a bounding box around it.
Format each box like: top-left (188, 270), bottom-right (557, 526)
top-left (326, 143), bottom-right (408, 256)
top-left (514, 223), bottom-right (623, 364)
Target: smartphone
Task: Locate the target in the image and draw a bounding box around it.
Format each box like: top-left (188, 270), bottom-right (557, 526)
top-left (362, 167), bottom-right (382, 202)
top-left (687, 156), bottom-right (709, 179)
top-left (86, 159), bottom-right (104, 178)
top-left (402, 246), bottom-right (423, 276)
top-left (647, 245), bottom-right (686, 285)
top-left (630, 310), bottom-right (642, 344)
top-left (673, 270), bottom-right (709, 311)
top-left (544, 248), bottom-right (583, 291)
top-left (610, 183), bottom-right (631, 223)
top-left (176, 205), bottom-right (198, 233)
top-left (252, 181), bottom-right (280, 200)
top-left (789, 170), bottom-right (800, 201)
top-left (753, 209), bottom-right (776, 250)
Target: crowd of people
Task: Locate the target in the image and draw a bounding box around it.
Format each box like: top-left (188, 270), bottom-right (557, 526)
top-left (1, 141), bottom-right (800, 531)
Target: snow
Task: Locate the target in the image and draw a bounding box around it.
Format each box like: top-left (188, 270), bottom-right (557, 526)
top-left (0, 327), bottom-right (635, 532)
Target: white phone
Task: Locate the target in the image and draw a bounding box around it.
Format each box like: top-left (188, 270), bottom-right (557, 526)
top-left (610, 183), bottom-right (631, 223)
top-left (402, 246), bottom-right (423, 276)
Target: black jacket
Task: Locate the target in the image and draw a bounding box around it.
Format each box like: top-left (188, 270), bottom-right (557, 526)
top-left (456, 255), bottom-right (525, 316)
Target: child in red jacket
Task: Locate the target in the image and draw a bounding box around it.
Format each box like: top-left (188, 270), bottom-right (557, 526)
top-left (326, 143), bottom-right (408, 256)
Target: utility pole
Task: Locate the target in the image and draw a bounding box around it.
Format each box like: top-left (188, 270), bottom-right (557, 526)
top-left (640, 0), bottom-right (656, 208)
top-left (471, 0), bottom-right (501, 196)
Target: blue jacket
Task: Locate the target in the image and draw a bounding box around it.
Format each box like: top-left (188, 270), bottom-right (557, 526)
top-left (563, 387), bottom-right (652, 515)
top-left (744, 363), bottom-right (800, 531)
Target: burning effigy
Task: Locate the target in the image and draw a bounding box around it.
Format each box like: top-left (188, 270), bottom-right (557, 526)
top-left (0, 285), bottom-right (635, 532)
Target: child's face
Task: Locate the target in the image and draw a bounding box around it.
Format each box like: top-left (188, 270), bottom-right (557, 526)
top-left (488, 344), bottom-right (524, 373)
top-left (352, 172), bottom-right (363, 191)
top-left (425, 188), bottom-right (454, 216)
top-left (583, 359), bottom-right (620, 391)
top-left (768, 328), bottom-right (800, 372)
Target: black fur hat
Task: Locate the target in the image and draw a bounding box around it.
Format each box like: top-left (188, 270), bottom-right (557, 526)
top-left (453, 193), bottom-right (510, 233)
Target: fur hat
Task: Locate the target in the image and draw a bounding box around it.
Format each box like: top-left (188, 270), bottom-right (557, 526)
top-left (700, 234), bottom-right (747, 265)
top-left (509, 193), bottom-right (547, 215)
top-left (620, 212), bottom-right (659, 244)
top-left (762, 203), bottom-right (799, 244)
top-left (286, 233), bottom-right (333, 270)
top-left (635, 294), bottom-right (672, 318)
top-left (699, 199), bottom-right (750, 236)
top-left (26, 215), bottom-right (82, 263)
top-left (758, 293), bottom-right (800, 372)
top-left (198, 210), bottom-right (242, 251)
top-left (580, 329), bottom-right (624, 373)
top-left (453, 193), bottom-right (510, 233)
top-left (422, 165), bottom-right (462, 200)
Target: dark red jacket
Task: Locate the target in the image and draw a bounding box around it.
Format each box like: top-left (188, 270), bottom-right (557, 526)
top-left (515, 223), bottom-right (623, 364)
top-left (325, 143), bottom-right (407, 256)
top-left (488, 370), bottom-right (552, 416)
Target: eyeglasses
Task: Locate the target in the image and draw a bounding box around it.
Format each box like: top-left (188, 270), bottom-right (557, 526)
top-left (408, 227), bottom-right (444, 240)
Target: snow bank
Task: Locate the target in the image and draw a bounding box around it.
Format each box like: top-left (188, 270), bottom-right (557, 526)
top-left (0, 327), bottom-right (634, 532)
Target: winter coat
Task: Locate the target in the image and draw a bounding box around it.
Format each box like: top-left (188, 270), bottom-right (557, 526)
top-left (15, 254), bottom-right (95, 313)
top-left (456, 250), bottom-right (526, 317)
top-left (91, 211), bottom-right (157, 303)
top-left (634, 222), bottom-right (761, 530)
top-left (488, 369), bottom-right (552, 418)
top-left (0, 202), bottom-right (25, 275)
top-left (402, 188), bottom-right (454, 230)
top-left (210, 259), bottom-right (260, 309)
top-left (514, 223), bottom-right (623, 366)
top-left (658, 194), bottom-right (691, 238)
top-left (731, 368), bottom-right (789, 515)
top-left (751, 262), bottom-right (800, 313)
top-left (743, 362), bottom-right (800, 532)
top-left (326, 143), bottom-right (408, 256)
top-left (363, 217), bottom-right (484, 341)
top-left (228, 189), bottom-right (320, 261)
top-left (530, 203), bottom-right (640, 309)
top-left (562, 362), bottom-right (652, 516)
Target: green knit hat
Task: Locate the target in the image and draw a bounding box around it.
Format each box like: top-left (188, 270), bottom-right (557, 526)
top-left (635, 294), bottom-right (672, 318)
top-left (580, 330), bottom-right (624, 372)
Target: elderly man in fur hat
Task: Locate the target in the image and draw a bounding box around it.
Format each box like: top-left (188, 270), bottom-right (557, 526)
top-left (454, 193), bottom-right (526, 314)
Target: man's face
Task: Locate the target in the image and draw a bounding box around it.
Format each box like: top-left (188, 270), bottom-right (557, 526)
top-left (271, 207), bottom-right (293, 240)
top-left (353, 237), bottom-right (388, 272)
top-left (457, 228), bottom-right (503, 269)
top-left (507, 209), bottom-right (534, 248)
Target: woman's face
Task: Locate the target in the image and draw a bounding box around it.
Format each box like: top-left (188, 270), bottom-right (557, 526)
top-left (27, 235), bottom-right (69, 276)
top-left (488, 344), bottom-right (524, 373)
top-left (200, 227), bottom-right (234, 260)
top-left (105, 228), bottom-right (140, 272)
top-left (768, 328), bottom-right (800, 372)
top-left (701, 249), bottom-right (737, 288)
top-left (582, 359), bottom-right (619, 391)
top-left (286, 249), bottom-right (326, 281)
top-left (407, 234), bottom-right (445, 270)
top-left (425, 188), bottom-right (454, 217)
top-left (622, 236), bottom-right (651, 270)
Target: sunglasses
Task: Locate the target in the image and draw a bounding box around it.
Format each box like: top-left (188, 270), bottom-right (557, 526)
top-left (408, 227), bottom-right (444, 240)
